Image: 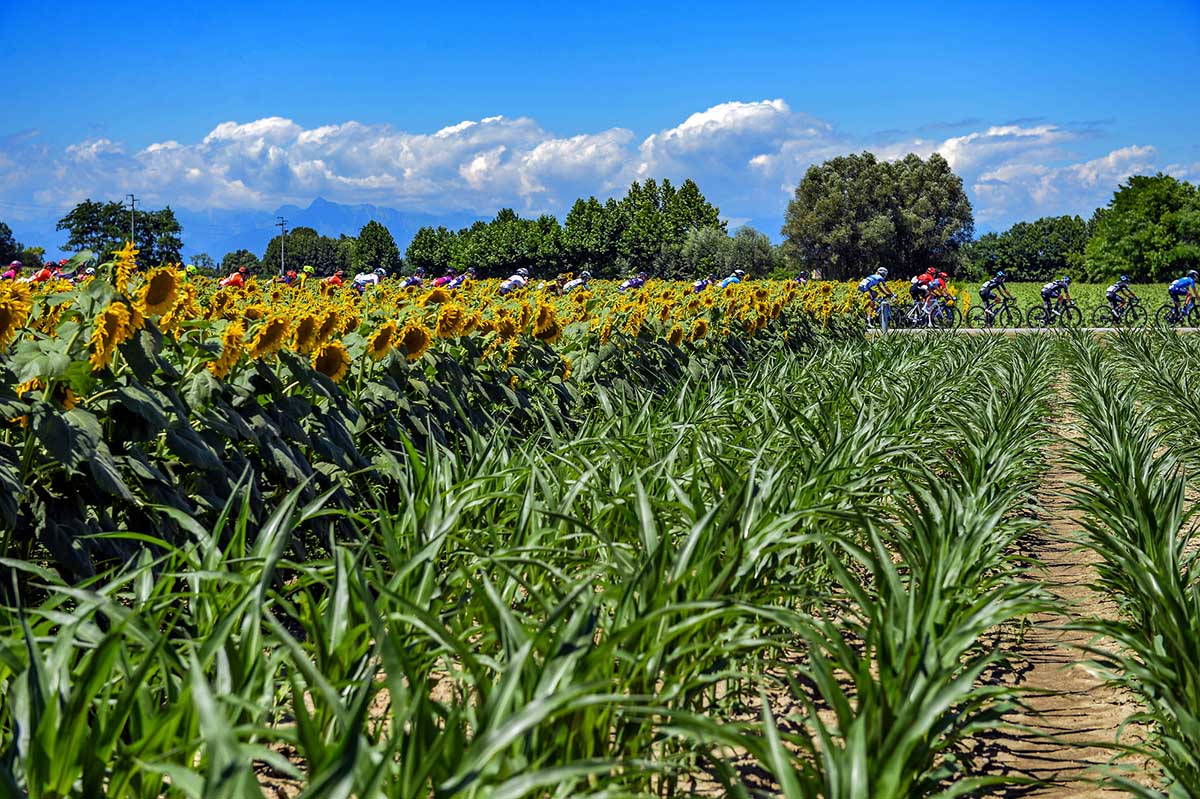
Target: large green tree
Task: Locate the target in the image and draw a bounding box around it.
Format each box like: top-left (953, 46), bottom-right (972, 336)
top-left (964, 215), bottom-right (1089, 281)
top-left (1082, 174), bottom-right (1200, 282)
top-left (221, 249), bottom-right (260, 275)
top-left (0, 221), bottom-right (20, 264)
top-left (781, 152), bottom-right (973, 279)
top-left (563, 197), bottom-right (624, 278)
top-left (351, 220), bottom-right (400, 274)
top-left (262, 226), bottom-right (342, 275)
top-left (727, 226), bottom-right (775, 277)
top-left (56, 199), bottom-right (184, 264)
top-left (405, 226), bottom-right (458, 274)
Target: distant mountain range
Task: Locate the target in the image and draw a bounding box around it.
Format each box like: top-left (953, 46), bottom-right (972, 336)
top-left (10, 197), bottom-right (484, 261)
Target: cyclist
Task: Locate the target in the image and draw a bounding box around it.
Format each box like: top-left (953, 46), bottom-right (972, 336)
top-left (1168, 270), bottom-right (1199, 313)
top-left (353, 267), bottom-right (385, 292)
top-left (499, 267), bottom-right (529, 295)
top-left (563, 270), bottom-right (591, 293)
top-left (796, 270), bottom-right (811, 286)
top-left (219, 265), bottom-right (247, 288)
top-left (402, 266), bottom-right (427, 288)
top-left (1105, 274), bottom-right (1136, 316)
top-left (620, 271), bottom-right (649, 292)
top-left (432, 267), bottom-right (457, 288)
top-left (718, 269), bottom-right (746, 289)
top-left (858, 267), bottom-right (894, 318)
top-left (324, 270), bottom-right (346, 287)
top-left (3, 261), bottom-right (20, 280)
top-left (447, 266), bottom-right (475, 289)
top-left (910, 267), bottom-right (936, 313)
top-left (979, 270), bottom-right (1014, 313)
top-left (693, 273), bottom-right (716, 293)
top-left (1040, 276), bottom-right (1073, 318)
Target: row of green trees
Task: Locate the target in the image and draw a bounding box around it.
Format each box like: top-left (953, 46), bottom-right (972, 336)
top-left (404, 179), bottom-right (754, 279)
top-left (961, 175), bottom-right (1200, 282)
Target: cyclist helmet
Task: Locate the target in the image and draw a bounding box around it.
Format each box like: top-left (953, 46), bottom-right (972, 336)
top-left (85, 267), bottom-right (95, 275)
top-left (926, 267), bottom-right (936, 275)
top-left (1062, 276), bottom-right (1072, 285)
top-left (581, 270), bottom-right (591, 279)
top-left (995, 270), bottom-right (1005, 278)
top-left (638, 271), bottom-right (649, 278)
top-left (9, 260), bottom-right (21, 268)
top-left (876, 267), bottom-right (888, 278)
top-left (414, 266), bottom-right (426, 275)
top-left (516, 268), bottom-right (529, 277)
top-left (374, 267), bottom-right (386, 276)
top-left (238, 265), bottom-right (248, 274)
top-left (799, 270), bottom-right (810, 278)
top-left (303, 265), bottom-right (315, 274)
top-left (1120, 274), bottom-right (1130, 282)
top-left (734, 269), bottom-right (746, 277)
top-left (939, 272), bottom-right (949, 279)
top-left (185, 264), bottom-right (197, 274)
top-left (1189, 270), bottom-right (1199, 279)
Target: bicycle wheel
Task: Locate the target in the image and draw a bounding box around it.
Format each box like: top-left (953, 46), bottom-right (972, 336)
top-left (1091, 305), bottom-right (1116, 328)
top-left (1156, 304), bottom-right (1181, 328)
top-left (966, 306), bottom-right (990, 329)
top-left (994, 305), bottom-right (1019, 328)
top-left (1026, 303), bottom-right (1050, 328)
top-left (1058, 304), bottom-right (1083, 327)
top-left (1124, 303), bottom-right (1146, 326)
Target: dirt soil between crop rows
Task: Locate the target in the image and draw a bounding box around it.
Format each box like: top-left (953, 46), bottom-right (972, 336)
top-left (979, 383), bottom-right (1146, 797)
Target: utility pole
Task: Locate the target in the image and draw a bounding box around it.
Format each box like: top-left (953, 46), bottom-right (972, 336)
top-left (126, 194), bottom-right (137, 244)
top-left (276, 216), bottom-right (288, 276)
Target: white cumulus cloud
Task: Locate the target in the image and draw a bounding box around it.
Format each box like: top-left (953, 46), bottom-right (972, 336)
top-left (0, 101), bottom-right (1192, 234)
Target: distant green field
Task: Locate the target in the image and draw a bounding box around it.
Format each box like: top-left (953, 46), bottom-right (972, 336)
top-left (956, 281), bottom-right (1171, 322)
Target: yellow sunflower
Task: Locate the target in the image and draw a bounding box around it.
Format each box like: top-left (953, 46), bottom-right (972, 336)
top-left (435, 303), bottom-right (466, 338)
top-left (0, 283), bottom-right (34, 349)
top-left (291, 314), bottom-right (320, 354)
top-left (316, 309), bottom-right (341, 342)
top-left (367, 320), bottom-right (398, 360)
top-left (312, 340), bottom-right (352, 382)
top-left (209, 320), bottom-right (245, 379)
top-left (666, 324), bottom-right (685, 346)
top-left (398, 322), bottom-right (432, 362)
top-left (113, 241), bottom-right (138, 293)
top-left (88, 302), bottom-right (135, 370)
top-left (690, 318), bottom-right (710, 341)
top-left (135, 267), bottom-right (181, 316)
top-left (420, 287), bottom-right (451, 306)
top-left (246, 316), bottom-right (291, 359)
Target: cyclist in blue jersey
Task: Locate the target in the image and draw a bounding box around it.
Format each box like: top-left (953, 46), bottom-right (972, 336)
top-left (858, 268), bottom-right (894, 320)
top-left (1169, 270), bottom-right (1199, 312)
top-left (979, 270), bottom-right (1014, 310)
top-left (1105, 275), bottom-right (1135, 314)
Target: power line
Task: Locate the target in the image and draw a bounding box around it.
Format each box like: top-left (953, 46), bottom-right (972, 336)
top-left (126, 194), bottom-right (137, 244)
top-left (276, 216), bottom-right (288, 275)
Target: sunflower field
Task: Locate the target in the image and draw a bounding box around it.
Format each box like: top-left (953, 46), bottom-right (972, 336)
top-left (0, 244), bottom-right (891, 578)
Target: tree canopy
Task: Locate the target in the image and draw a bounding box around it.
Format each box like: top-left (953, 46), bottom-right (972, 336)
top-left (262, 226), bottom-right (350, 275)
top-left (1081, 174), bottom-right (1200, 282)
top-left (56, 199), bottom-right (183, 265)
top-left (405, 178), bottom-right (724, 279)
top-left (351, 220), bottom-right (401, 274)
top-left (781, 152), bottom-right (974, 280)
top-left (964, 215), bottom-right (1089, 281)
top-left (220, 249), bottom-right (261, 274)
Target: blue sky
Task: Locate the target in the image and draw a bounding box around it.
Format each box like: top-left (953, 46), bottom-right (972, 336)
top-left (2, 0), bottom-right (1198, 240)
